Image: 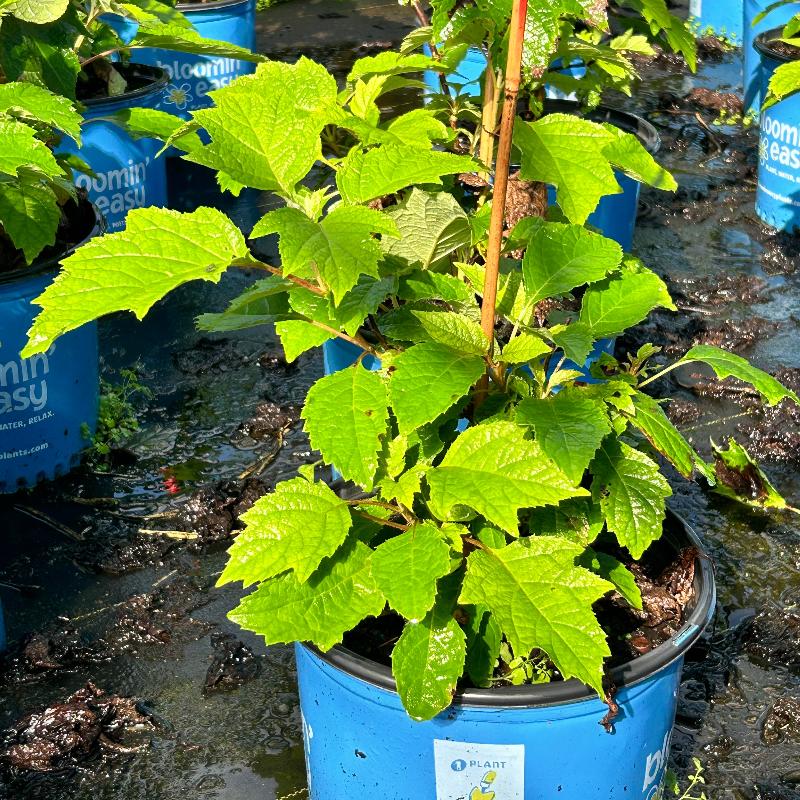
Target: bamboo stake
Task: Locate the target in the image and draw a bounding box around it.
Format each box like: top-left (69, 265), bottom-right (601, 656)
top-left (480, 0), bottom-right (528, 351)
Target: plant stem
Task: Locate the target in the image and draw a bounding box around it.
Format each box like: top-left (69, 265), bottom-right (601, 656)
top-left (353, 510), bottom-right (408, 531)
top-left (638, 360), bottom-right (685, 388)
top-left (480, 0), bottom-right (528, 351)
top-left (307, 321), bottom-right (378, 356)
top-left (411, 1), bottom-right (450, 96)
top-left (478, 56), bottom-right (501, 178)
top-left (232, 257), bottom-right (328, 297)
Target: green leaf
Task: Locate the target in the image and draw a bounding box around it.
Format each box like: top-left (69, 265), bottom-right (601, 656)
top-left (523, 0), bottom-right (583, 78)
top-left (392, 575), bottom-right (466, 720)
top-left (0, 17), bottom-right (81, 99)
top-left (766, 60), bottom-right (800, 105)
top-left (464, 605), bottom-right (502, 687)
top-left (521, 221), bottom-right (623, 304)
top-left (197, 275), bottom-right (292, 333)
top-left (501, 332), bottom-right (552, 364)
top-left (219, 478), bottom-right (352, 586)
top-left (120, 0), bottom-right (195, 27)
top-left (337, 145), bottom-right (474, 204)
top-left (527, 497), bottom-right (604, 546)
top-left (185, 59), bottom-right (337, 194)
top-left (372, 524), bottom-right (452, 620)
top-left (580, 269), bottom-right (675, 338)
top-left (252, 205), bottom-right (399, 304)
top-left (427, 421), bottom-right (589, 534)
top-left (0, 179), bottom-right (60, 263)
top-left (590, 438), bottom-right (671, 559)
top-left (712, 438), bottom-right (795, 512)
top-left (601, 124), bottom-right (677, 191)
top-left (516, 393), bottom-right (612, 483)
top-left (302, 366), bottom-right (389, 490)
top-left (9, 0), bottom-right (67, 23)
top-left (347, 51), bottom-right (441, 83)
top-left (627, 392), bottom-right (698, 479)
top-left (131, 22), bottom-right (265, 62)
top-left (275, 321), bottom-right (333, 362)
top-left (514, 114), bottom-right (619, 225)
top-left (398, 271), bottom-right (474, 304)
top-left (550, 322), bottom-right (594, 365)
top-left (333, 276), bottom-right (398, 336)
top-left (410, 310), bottom-right (488, 355)
top-left (389, 342), bottom-right (485, 434)
top-left (105, 107), bottom-right (203, 152)
top-left (229, 538), bottom-right (385, 651)
top-left (23, 207), bottom-right (246, 357)
top-left (678, 345), bottom-right (800, 407)
top-left (460, 536), bottom-right (612, 695)
top-left (0, 82), bottom-right (81, 142)
top-left (383, 189), bottom-right (471, 269)
top-left (0, 116), bottom-right (61, 179)
top-left (578, 549), bottom-right (642, 610)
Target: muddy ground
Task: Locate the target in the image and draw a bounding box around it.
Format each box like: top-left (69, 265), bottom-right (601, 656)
top-left (0, 1), bottom-right (799, 798)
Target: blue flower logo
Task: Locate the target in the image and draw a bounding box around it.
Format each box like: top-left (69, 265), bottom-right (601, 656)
top-left (164, 83), bottom-right (193, 111)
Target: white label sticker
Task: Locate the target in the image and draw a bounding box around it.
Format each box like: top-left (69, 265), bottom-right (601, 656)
top-left (689, 0), bottom-right (701, 16)
top-left (433, 740), bottom-right (525, 800)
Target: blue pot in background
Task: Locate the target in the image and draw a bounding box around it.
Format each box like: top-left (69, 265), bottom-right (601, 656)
top-left (0, 198), bottom-right (102, 493)
top-left (689, 0), bottom-right (744, 42)
top-left (110, 0), bottom-right (257, 120)
top-left (754, 30), bottom-right (800, 231)
top-left (744, 0), bottom-right (798, 113)
top-left (296, 515), bottom-right (715, 800)
top-left (423, 46), bottom-right (586, 101)
top-left (59, 65), bottom-right (169, 232)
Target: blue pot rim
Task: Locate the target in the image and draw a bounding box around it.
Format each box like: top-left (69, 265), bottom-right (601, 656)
top-left (177, 0), bottom-right (252, 10)
top-left (79, 63), bottom-right (169, 108)
top-left (306, 509), bottom-right (716, 709)
top-left (0, 197), bottom-right (105, 285)
top-left (754, 26), bottom-right (800, 63)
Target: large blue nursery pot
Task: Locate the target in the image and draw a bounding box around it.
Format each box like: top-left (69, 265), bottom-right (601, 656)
top-left (296, 513), bottom-right (716, 800)
top-left (689, 0), bottom-right (744, 41)
top-left (744, 0), bottom-right (799, 113)
top-left (59, 64), bottom-right (169, 232)
top-left (0, 198), bottom-right (102, 493)
top-left (423, 46), bottom-right (586, 101)
top-left (110, 0), bottom-right (257, 119)
top-left (754, 30), bottom-right (800, 231)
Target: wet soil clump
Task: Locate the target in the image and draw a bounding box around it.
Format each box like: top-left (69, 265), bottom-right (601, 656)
top-left (203, 633), bottom-right (262, 693)
top-left (687, 87), bottom-right (743, 116)
top-left (744, 602), bottom-right (800, 674)
top-left (0, 684), bottom-right (154, 774)
top-left (761, 697), bottom-right (800, 745)
top-left (176, 478), bottom-right (270, 544)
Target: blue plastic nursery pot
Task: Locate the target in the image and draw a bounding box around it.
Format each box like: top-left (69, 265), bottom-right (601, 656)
top-left (296, 515), bottom-right (716, 800)
top-left (59, 64), bottom-right (169, 233)
top-left (754, 31), bottom-right (800, 231)
top-left (0, 199), bottom-right (102, 493)
top-left (744, 0), bottom-right (799, 113)
top-left (422, 46), bottom-right (586, 101)
top-left (689, 0), bottom-right (744, 41)
top-left (110, 0), bottom-right (257, 119)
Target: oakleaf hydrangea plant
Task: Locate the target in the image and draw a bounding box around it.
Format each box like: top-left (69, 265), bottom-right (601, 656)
top-left (21, 2), bottom-right (800, 721)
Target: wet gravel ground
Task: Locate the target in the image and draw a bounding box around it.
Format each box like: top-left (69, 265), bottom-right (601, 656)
top-left (1, 1), bottom-right (799, 798)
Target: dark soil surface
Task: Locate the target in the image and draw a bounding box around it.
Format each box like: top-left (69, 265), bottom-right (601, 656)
top-left (1, 1), bottom-right (800, 799)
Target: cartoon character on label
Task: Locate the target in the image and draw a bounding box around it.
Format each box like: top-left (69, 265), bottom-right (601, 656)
top-left (470, 770), bottom-right (497, 800)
